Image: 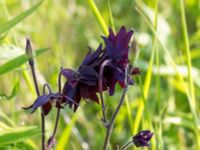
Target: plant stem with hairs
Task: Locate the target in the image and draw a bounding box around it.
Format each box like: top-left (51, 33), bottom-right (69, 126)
top-left (46, 68), bottom-right (64, 149)
top-left (99, 60), bottom-right (111, 126)
top-left (26, 38), bottom-right (45, 150)
top-left (103, 66), bottom-right (129, 150)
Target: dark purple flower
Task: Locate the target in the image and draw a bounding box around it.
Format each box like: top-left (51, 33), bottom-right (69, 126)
top-left (23, 93), bottom-right (70, 115)
top-left (101, 26), bottom-right (135, 95)
top-left (62, 26), bottom-right (139, 110)
top-left (132, 130), bottom-right (153, 147)
top-left (81, 44), bottom-right (104, 67)
top-left (62, 59), bottom-right (102, 111)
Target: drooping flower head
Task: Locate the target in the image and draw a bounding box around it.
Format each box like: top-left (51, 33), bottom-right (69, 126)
top-left (24, 26), bottom-right (139, 114)
top-left (62, 26), bottom-right (139, 111)
top-left (61, 45), bottom-right (105, 111)
top-left (23, 93), bottom-right (63, 115)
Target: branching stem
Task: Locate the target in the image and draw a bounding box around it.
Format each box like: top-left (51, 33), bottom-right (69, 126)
top-left (99, 59), bottom-right (111, 126)
top-left (103, 66), bottom-right (129, 150)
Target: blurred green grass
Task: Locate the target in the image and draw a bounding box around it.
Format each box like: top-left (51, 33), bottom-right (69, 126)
top-left (0, 0), bottom-right (200, 149)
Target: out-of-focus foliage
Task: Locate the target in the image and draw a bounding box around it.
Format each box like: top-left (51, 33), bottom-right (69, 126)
top-left (0, 0), bottom-right (200, 149)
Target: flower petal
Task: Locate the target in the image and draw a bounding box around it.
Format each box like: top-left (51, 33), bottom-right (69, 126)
top-left (79, 66), bottom-right (98, 86)
top-left (42, 102), bottom-right (52, 115)
top-left (80, 85), bottom-right (99, 103)
top-left (62, 69), bottom-right (79, 87)
top-left (23, 95), bottom-right (51, 113)
top-left (81, 44), bottom-right (103, 66)
top-left (23, 93), bottom-right (63, 115)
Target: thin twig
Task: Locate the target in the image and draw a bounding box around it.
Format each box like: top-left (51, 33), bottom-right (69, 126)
top-left (103, 66), bottom-right (129, 150)
top-left (46, 108), bottom-right (60, 150)
top-left (47, 68), bottom-right (66, 149)
top-left (43, 83), bottom-right (52, 94)
top-left (26, 37), bottom-right (45, 150)
top-left (99, 59), bottom-right (111, 126)
top-left (120, 140), bottom-right (133, 150)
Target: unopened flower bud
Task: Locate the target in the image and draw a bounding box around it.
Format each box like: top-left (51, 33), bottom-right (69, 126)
top-left (25, 37), bottom-right (33, 59)
top-left (132, 130), bottom-right (153, 147)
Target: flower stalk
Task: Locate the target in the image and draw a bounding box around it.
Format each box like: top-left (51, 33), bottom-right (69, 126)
top-left (103, 66), bottom-right (129, 150)
top-left (120, 141), bottom-right (132, 150)
top-left (46, 68), bottom-right (65, 149)
top-left (25, 37), bottom-right (45, 150)
top-left (99, 59), bottom-right (111, 126)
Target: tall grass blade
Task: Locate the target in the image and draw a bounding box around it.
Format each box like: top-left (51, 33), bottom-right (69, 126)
top-left (0, 0), bottom-right (43, 35)
top-left (56, 114), bottom-right (78, 150)
top-left (87, 0), bottom-right (108, 35)
top-left (180, 0), bottom-right (199, 148)
top-left (0, 48), bottom-right (49, 76)
top-left (107, 0), bottom-right (115, 32)
top-left (0, 125), bottom-right (40, 146)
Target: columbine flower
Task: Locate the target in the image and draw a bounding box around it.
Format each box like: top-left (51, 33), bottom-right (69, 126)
top-left (23, 93), bottom-right (63, 115)
top-left (23, 93), bottom-right (74, 115)
top-left (101, 26), bottom-right (136, 95)
top-left (61, 45), bottom-right (105, 111)
top-left (132, 130), bottom-right (153, 147)
top-left (62, 26), bottom-right (140, 110)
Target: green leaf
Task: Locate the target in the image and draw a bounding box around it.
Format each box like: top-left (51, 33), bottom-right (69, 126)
top-left (0, 124), bottom-right (40, 146)
top-left (0, 0), bottom-right (43, 35)
top-left (0, 48), bottom-right (49, 76)
top-left (0, 81), bottom-right (19, 100)
top-left (0, 143), bottom-right (36, 150)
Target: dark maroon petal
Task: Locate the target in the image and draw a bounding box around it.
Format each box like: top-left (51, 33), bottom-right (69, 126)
top-left (108, 79), bottom-right (117, 96)
top-left (55, 101), bottom-right (64, 109)
top-left (105, 26), bottom-right (133, 58)
top-left (102, 36), bottom-right (114, 57)
top-left (79, 66), bottom-right (98, 86)
top-left (126, 30), bottom-right (134, 42)
top-left (108, 28), bottom-right (115, 42)
top-left (115, 26), bottom-right (126, 44)
top-left (62, 82), bottom-right (81, 111)
top-left (62, 69), bottom-right (79, 87)
top-left (62, 82), bottom-right (77, 102)
top-left (73, 92), bottom-right (81, 111)
top-left (23, 93), bottom-right (63, 114)
top-left (115, 70), bottom-right (125, 88)
top-left (131, 67), bottom-right (140, 75)
top-left (81, 44), bottom-right (103, 66)
top-left (23, 94), bottom-right (51, 113)
top-left (62, 69), bottom-right (77, 79)
top-left (42, 102), bottom-right (52, 116)
top-left (80, 85), bottom-right (99, 103)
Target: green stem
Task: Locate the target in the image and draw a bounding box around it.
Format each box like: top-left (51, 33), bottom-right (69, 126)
top-left (120, 141), bottom-right (132, 150)
top-left (29, 60), bottom-right (45, 150)
top-left (103, 67), bottom-right (129, 150)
